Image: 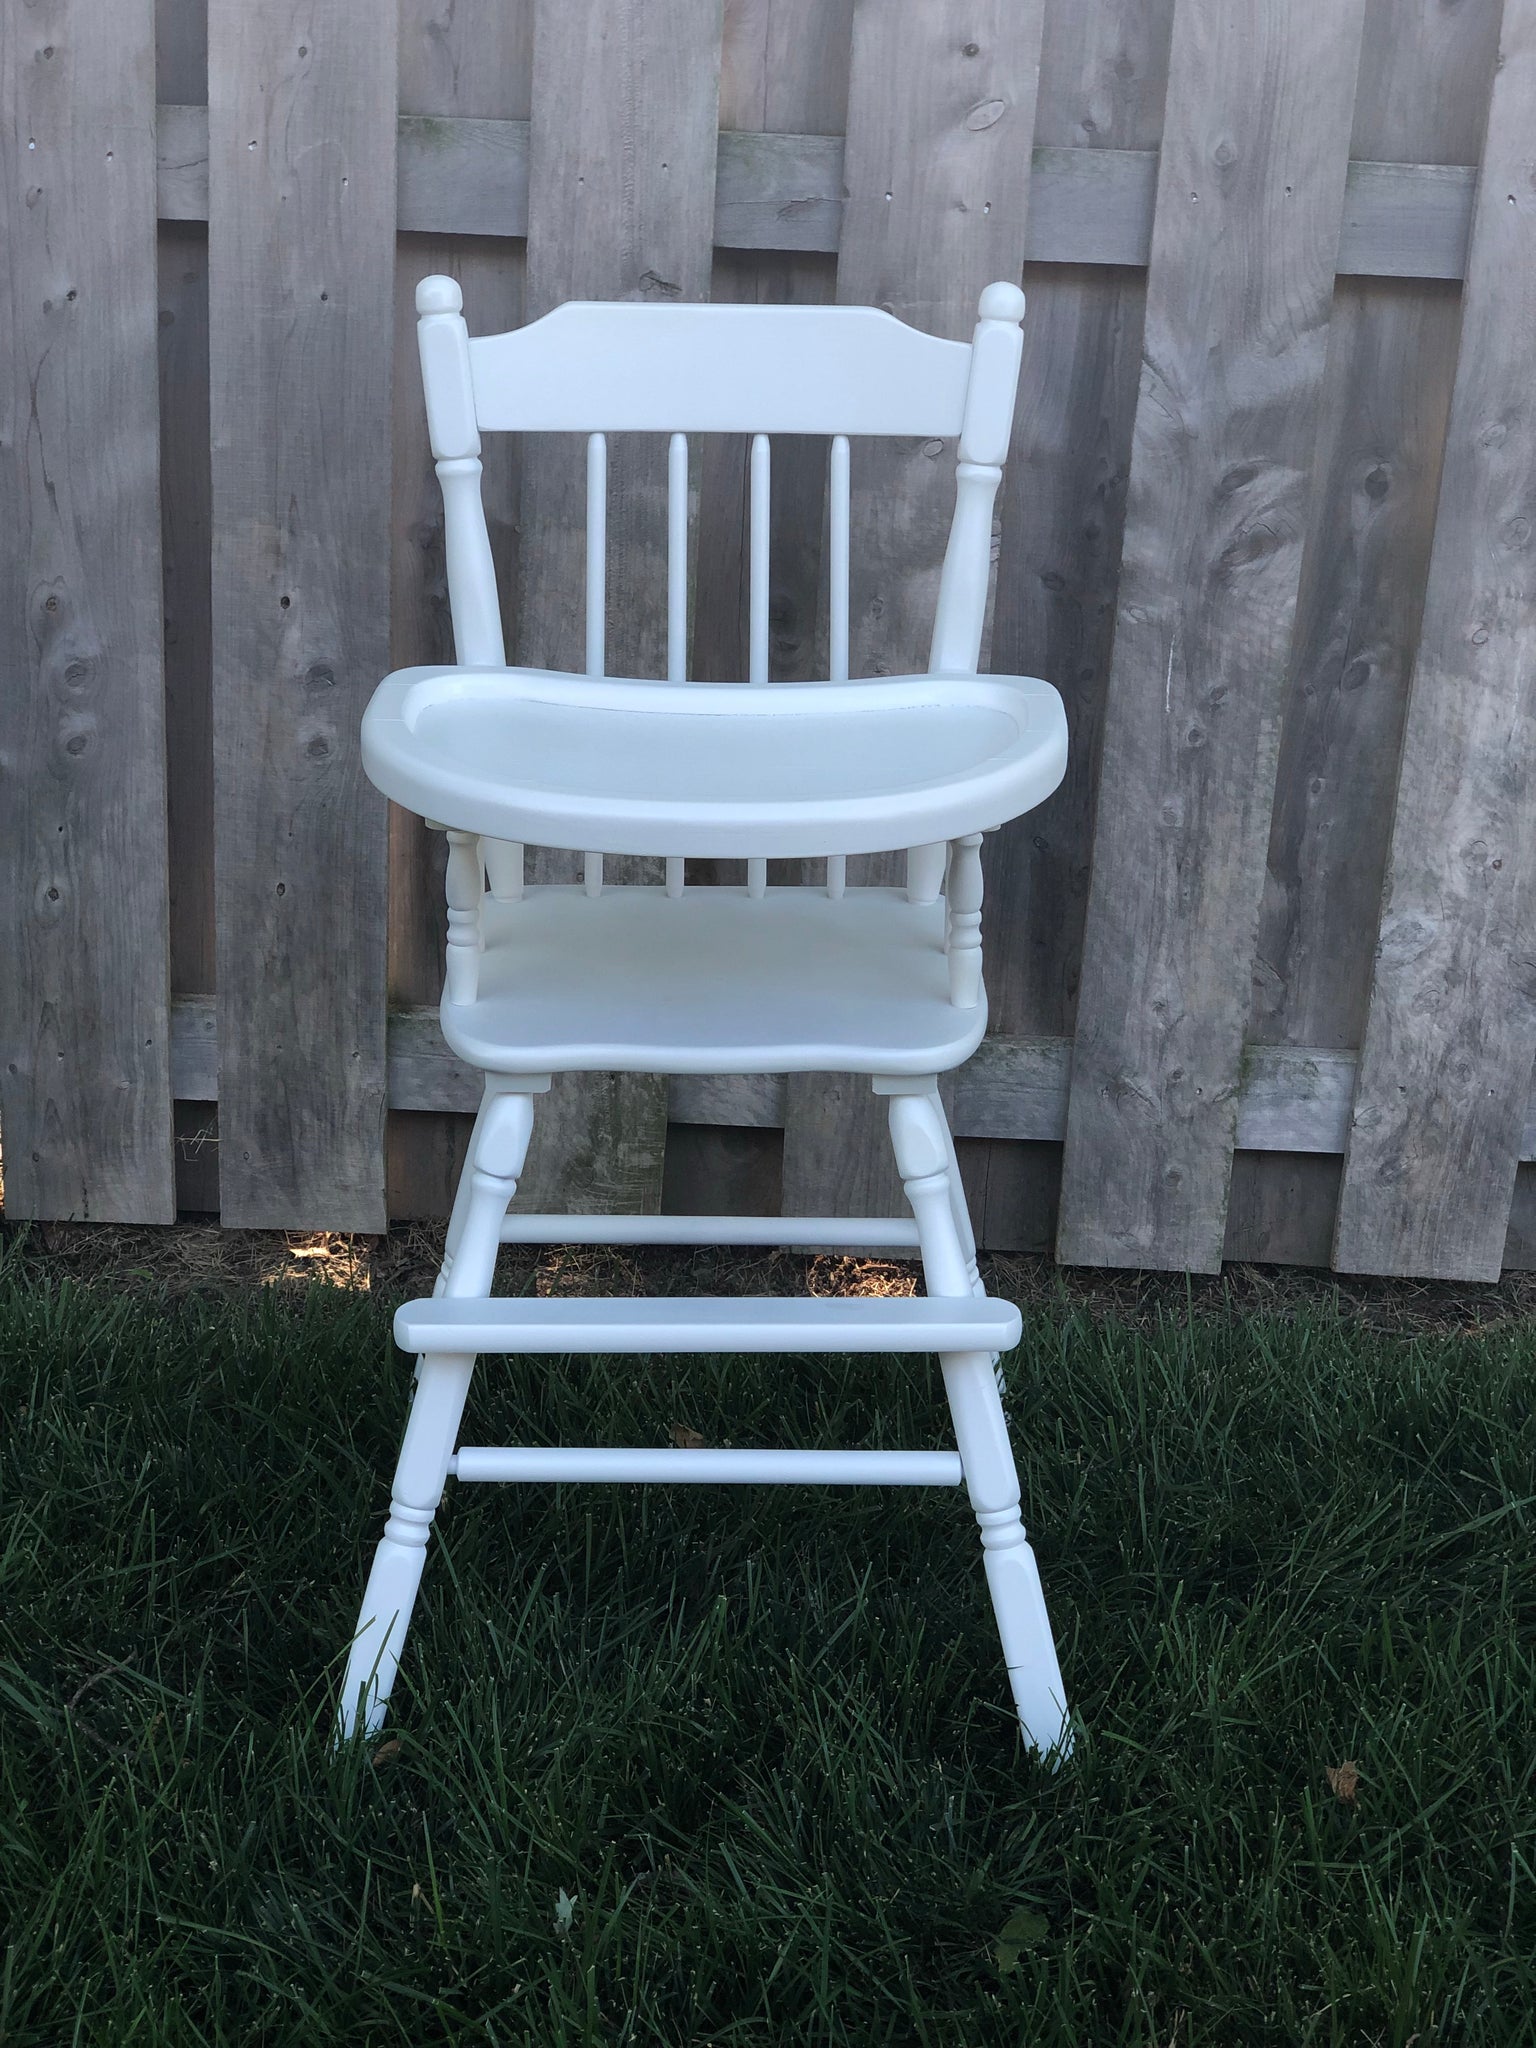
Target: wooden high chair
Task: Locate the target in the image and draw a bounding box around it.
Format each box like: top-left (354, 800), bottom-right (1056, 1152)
top-left (340, 275), bottom-right (1072, 1756)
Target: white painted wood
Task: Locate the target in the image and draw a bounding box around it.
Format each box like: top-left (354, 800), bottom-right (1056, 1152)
top-left (829, 434), bottom-right (851, 682)
top-left (339, 1090), bottom-right (534, 1737)
top-left (415, 278), bottom-right (505, 669)
top-left (749, 434), bottom-right (771, 684)
top-left (585, 431), bottom-right (607, 679)
top-left (344, 280), bottom-right (1071, 1753)
top-left (946, 835), bottom-right (985, 1010)
top-left (453, 1447), bottom-right (962, 1486)
top-left (364, 668), bottom-right (1066, 859)
top-left (667, 432), bottom-right (688, 683)
top-left (907, 842), bottom-right (947, 906)
top-left (888, 1089), bottom-right (1070, 1757)
top-left (436, 887), bottom-right (987, 1075)
top-left (497, 1213), bottom-right (921, 1246)
top-left (484, 840), bottom-right (524, 901)
top-left (441, 830), bottom-right (484, 1007)
top-left (468, 301), bottom-right (972, 436)
top-left (394, 1292), bottom-right (1022, 1355)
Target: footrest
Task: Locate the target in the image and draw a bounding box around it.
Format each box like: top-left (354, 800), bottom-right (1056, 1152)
top-left (452, 1447), bottom-right (963, 1486)
top-left (395, 1294), bottom-right (1021, 1356)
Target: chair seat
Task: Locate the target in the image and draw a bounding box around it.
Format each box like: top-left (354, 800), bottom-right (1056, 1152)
top-left (362, 664), bottom-right (1067, 857)
top-left (441, 885), bottom-right (988, 1074)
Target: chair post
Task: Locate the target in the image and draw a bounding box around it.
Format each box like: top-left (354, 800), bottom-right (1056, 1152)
top-left (443, 829), bottom-right (484, 1006)
top-left (886, 1087), bottom-right (1070, 1757)
top-left (338, 1090), bottom-right (535, 1740)
top-left (928, 282), bottom-right (1026, 678)
top-left (946, 833), bottom-right (985, 1008)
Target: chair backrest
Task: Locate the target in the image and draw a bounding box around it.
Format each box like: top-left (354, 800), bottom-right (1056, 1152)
top-left (414, 277), bottom-right (1028, 689)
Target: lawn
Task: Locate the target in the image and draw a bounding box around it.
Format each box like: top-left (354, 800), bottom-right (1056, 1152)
top-left (1, 1238), bottom-right (1533, 2044)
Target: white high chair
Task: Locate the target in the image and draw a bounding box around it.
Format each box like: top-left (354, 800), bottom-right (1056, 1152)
top-left (340, 275), bottom-right (1072, 1755)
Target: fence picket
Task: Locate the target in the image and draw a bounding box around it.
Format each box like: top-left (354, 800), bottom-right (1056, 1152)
top-left (1233, 0), bottom-right (1503, 1264)
top-left (779, 0), bottom-right (1046, 1228)
top-left (1334, 0), bottom-right (1536, 1281)
top-left (207, 0), bottom-right (396, 1229)
top-left (0, 0), bottom-right (176, 1221)
top-left (1057, 0), bottom-right (1368, 1272)
top-left (509, 0), bottom-right (724, 1215)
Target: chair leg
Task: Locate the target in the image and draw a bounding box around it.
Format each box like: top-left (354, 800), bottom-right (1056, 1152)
top-left (337, 1090), bottom-right (535, 1739)
top-left (888, 1088), bottom-right (1071, 1758)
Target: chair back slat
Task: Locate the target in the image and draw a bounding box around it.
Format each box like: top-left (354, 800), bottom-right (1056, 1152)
top-left (468, 302), bottom-right (971, 437)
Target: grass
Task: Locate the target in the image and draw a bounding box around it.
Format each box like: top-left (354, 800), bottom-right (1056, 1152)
top-left (1, 1240), bottom-right (1533, 2045)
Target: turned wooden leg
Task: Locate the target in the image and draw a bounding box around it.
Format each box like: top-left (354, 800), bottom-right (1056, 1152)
top-left (888, 1087), bottom-right (1071, 1758)
top-left (337, 1090), bottom-right (534, 1738)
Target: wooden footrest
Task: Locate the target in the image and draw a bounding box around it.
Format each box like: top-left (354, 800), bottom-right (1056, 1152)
top-left (452, 1447), bottom-right (964, 1486)
top-left (394, 1293), bottom-right (1021, 1356)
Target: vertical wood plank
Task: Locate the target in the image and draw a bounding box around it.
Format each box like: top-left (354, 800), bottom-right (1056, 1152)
top-left (510, 0), bottom-right (724, 1216)
top-left (386, 0), bottom-right (531, 1221)
top-left (779, 0), bottom-right (1046, 1226)
top-left (1239, 0), bottom-right (1500, 1264)
top-left (207, 1), bottom-right (397, 1230)
top-left (1334, 0), bottom-right (1536, 1282)
top-left (973, 0), bottom-right (1175, 1248)
top-left (1057, 0), bottom-right (1366, 1272)
top-left (0, 0), bottom-right (176, 1221)
top-left (694, 0), bottom-right (852, 696)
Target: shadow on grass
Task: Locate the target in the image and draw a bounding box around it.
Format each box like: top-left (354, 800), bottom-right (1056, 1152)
top-left (1, 1238), bottom-right (1532, 2043)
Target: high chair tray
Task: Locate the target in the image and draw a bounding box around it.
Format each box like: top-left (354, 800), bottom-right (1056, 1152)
top-left (362, 665), bottom-right (1068, 858)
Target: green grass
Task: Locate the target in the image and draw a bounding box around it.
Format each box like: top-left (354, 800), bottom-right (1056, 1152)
top-left (1, 1247), bottom-right (1533, 2045)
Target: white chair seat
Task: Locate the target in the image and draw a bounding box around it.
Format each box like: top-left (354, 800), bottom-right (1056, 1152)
top-left (441, 885), bottom-right (987, 1075)
top-left (362, 664), bottom-right (1067, 858)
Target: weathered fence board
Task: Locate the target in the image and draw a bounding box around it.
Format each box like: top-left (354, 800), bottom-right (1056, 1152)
top-left (509, 0), bottom-right (724, 1214)
top-left (5, 0), bottom-right (1534, 1278)
top-left (385, 0), bottom-right (529, 1220)
top-left (206, 0), bottom-right (395, 1229)
top-left (975, 0), bottom-right (1174, 1250)
top-left (780, 0), bottom-right (1046, 1225)
top-left (1057, 0), bottom-right (1367, 1271)
top-left (0, 0), bottom-right (176, 1222)
top-left (1239, 0), bottom-right (1502, 1264)
top-left (1334, 0), bottom-right (1536, 1281)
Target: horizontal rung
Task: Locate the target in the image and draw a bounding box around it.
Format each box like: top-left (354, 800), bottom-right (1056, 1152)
top-left (451, 1446), bottom-right (963, 1486)
top-left (395, 1294), bottom-right (1021, 1356)
top-left (499, 1213), bottom-right (920, 1247)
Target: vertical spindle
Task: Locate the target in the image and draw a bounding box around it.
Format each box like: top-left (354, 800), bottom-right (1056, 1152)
top-left (585, 431), bottom-right (606, 894)
top-left (667, 432), bottom-right (688, 683)
top-left (749, 433), bottom-right (770, 687)
top-left (585, 432), bottom-right (607, 679)
top-left (907, 841), bottom-right (948, 904)
top-left (444, 830), bottom-right (485, 1006)
top-left (829, 434), bottom-right (850, 684)
top-left (484, 839), bottom-right (524, 901)
top-left (947, 834), bottom-right (985, 1008)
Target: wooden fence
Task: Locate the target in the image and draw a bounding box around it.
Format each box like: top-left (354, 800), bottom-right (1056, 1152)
top-left (4, 0), bottom-right (1536, 1280)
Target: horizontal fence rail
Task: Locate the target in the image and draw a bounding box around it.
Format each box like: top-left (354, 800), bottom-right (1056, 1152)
top-left (155, 105), bottom-right (1483, 282)
top-left (4, 0), bottom-right (1534, 1282)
